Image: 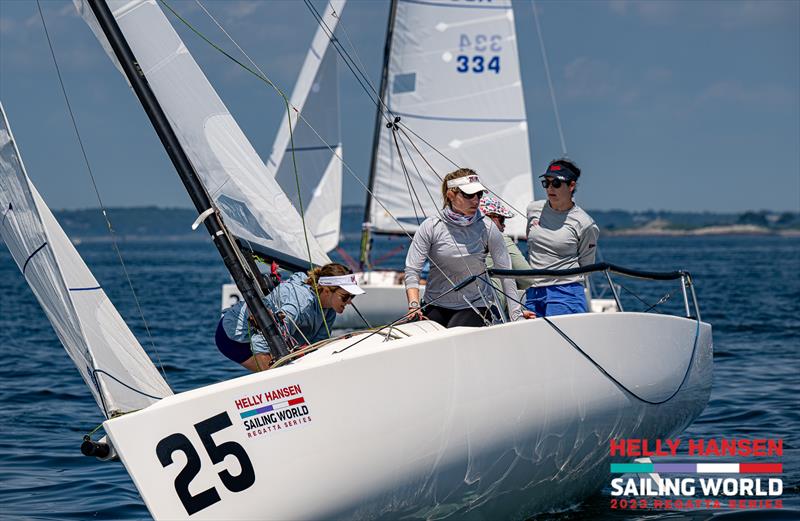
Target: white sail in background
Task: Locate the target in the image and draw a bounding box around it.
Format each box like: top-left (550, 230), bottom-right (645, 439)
top-left (369, 0), bottom-right (533, 238)
top-left (76, 0), bottom-right (331, 266)
top-left (0, 102), bottom-right (172, 416)
top-left (267, 0), bottom-right (345, 253)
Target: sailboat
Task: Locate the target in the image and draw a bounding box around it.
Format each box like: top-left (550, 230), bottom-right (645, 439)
top-left (1, 1), bottom-right (712, 520)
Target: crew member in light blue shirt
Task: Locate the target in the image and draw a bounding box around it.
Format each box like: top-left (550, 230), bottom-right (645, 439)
top-left (216, 263), bottom-right (363, 371)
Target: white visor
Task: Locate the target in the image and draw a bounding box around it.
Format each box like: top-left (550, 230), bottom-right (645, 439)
top-left (317, 274), bottom-right (365, 295)
top-left (446, 174), bottom-right (486, 195)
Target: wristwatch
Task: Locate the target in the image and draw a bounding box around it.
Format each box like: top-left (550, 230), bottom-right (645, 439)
top-left (408, 301), bottom-right (420, 309)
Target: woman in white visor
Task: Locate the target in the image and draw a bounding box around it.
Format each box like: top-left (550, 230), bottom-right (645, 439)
top-left (404, 168), bottom-right (525, 327)
top-left (216, 263), bottom-right (364, 371)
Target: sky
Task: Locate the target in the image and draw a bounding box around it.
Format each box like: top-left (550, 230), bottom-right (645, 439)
top-left (0, 0), bottom-right (798, 213)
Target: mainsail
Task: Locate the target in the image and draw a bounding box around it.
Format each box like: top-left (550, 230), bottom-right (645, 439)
top-left (367, 0), bottom-right (533, 238)
top-left (75, 0), bottom-right (330, 267)
top-left (267, 0), bottom-right (345, 253)
top-left (0, 102), bottom-right (172, 416)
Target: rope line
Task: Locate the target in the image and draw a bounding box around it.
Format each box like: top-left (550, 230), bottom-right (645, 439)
top-left (541, 315), bottom-right (700, 406)
top-left (36, 1), bottom-right (170, 386)
top-left (531, 0), bottom-right (567, 156)
top-left (302, 0), bottom-right (393, 127)
top-left (92, 369), bottom-right (167, 401)
top-left (160, 0), bottom-right (521, 312)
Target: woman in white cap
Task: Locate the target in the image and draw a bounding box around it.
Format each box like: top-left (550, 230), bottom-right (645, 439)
top-left (405, 168), bottom-right (524, 327)
top-left (525, 158), bottom-right (599, 317)
top-left (216, 262), bottom-right (363, 371)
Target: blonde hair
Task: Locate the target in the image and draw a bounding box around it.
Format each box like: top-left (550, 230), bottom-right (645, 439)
top-left (441, 168), bottom-right (477, 209)
top-left (306, 262), bottom-right (351, 289)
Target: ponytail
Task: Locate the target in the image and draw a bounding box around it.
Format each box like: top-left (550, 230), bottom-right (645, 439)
top-left (305, 262), bottom-right (351, 287)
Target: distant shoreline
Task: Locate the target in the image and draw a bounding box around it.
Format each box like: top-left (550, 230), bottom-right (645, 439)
top-left (605, 225), bottom-right (800, 238)
top-left (44, 206), bottom-right (799, 243)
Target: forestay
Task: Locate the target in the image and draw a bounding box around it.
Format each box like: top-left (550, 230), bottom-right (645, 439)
top-left (369, 0), bottom-right (533, 238)
top-left (75, 0), bottom-right (330, 266)
top-left (267, 0), bottom-right (345, 253)
top-left (0, 102), bottom-right (172, 416)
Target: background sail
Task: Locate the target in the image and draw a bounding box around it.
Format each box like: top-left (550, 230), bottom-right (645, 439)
top-left (369, 0), bottom-right (533, 238)
top-left (0, 102), bottom-right (172, 416)
top-left (76, 0), bottom-right (330, 266)
top-left (268, 0), bottom-right (345, 253)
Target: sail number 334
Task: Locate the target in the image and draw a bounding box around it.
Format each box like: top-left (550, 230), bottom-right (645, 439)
top-left (456, 33), bottom-right (502, 74)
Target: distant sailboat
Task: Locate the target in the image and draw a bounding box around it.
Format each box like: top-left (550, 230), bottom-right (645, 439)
top-left (1, 1), bottom-right (712, 519)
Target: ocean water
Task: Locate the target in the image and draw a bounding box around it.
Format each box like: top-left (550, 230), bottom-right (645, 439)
top-left (0, 232), bottom-right (798, 520)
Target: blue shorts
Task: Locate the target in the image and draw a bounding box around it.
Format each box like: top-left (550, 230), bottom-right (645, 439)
top-left (524, 282), bottom-right (588, 318)
top-left (215, 319), bottom-right (253, 364)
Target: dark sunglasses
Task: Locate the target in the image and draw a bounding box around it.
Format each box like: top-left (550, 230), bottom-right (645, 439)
top-left (490, 215), bottom-right (506, 225)
top-left (458, 190), bottom-right (484, 200)
top-left (337, 291), bottom-right (354, 303)
top-left (541, 178), bottom-right (569, 189)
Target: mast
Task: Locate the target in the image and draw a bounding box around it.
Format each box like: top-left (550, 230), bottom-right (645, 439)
top-left (359, 0), bottom-right (398, 270)
top-left (86, 0), bottom-right (290, 359)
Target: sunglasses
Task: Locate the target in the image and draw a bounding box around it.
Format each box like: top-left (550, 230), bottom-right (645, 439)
top-left (337, 291), bottom-right (354, 303)
top-left (489, 215), bottom-right (506, 225)
top-left (541, 178), bottom-right (569, 189)
top-left (458, 189), bottom-right (484, 200)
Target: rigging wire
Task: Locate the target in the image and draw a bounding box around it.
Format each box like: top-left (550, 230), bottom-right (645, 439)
top-left (390, 123), bottom-right (426, 226)
top-left (302, 0), bottom-right (394, 126)
top-left (186, 0), bottom-right (335, 337)
top-left (531, 0), bottom-right (568, 157)
top-left (299, 0), bottom-right (528, 229)
top-left (394, 129), bottom-right (441, 212)
top-left (477, 272), bottom-right (699, 405)
top-left (35, 1), bottom-right (171, 388)
top-left (164, 0), bottom-right (494, 307)
top-left (167, 1), bottom-right (463, 288)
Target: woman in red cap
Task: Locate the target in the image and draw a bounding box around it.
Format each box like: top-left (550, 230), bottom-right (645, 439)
top-left (524, 158), bottom-right (599, 317)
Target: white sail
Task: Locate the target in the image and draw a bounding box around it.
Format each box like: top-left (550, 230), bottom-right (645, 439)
top-left (75, 0), bottom-right (330, 266)
top-left (369, 0), bottom-right (533, 238)
top-left (0, 102), bottom-right (172, 416)
top-left (267, 1), bottom-right (345, 253)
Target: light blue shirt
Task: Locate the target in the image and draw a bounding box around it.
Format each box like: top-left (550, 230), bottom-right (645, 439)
top-left (221, 272), bottom-right (336, 355)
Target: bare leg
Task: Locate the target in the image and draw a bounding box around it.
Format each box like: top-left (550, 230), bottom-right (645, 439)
top-left (241, 352), bottom-right (274, 372)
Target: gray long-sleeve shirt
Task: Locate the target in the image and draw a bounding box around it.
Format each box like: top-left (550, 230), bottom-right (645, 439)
top-left (526, 200), bottom-right (599, 287)
top-left (405, 214), bottom-right (522, 320)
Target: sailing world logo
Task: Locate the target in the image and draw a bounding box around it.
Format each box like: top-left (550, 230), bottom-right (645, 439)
top-left (608, 438), bottom-right (784, 511)
top-left (234, 384), bottom-right (311, 438)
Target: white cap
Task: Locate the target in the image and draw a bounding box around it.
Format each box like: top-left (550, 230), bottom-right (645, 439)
top-left (317, 274), bottom-right (365, 295)
top-left (446, 174), bottom-right (486, 195)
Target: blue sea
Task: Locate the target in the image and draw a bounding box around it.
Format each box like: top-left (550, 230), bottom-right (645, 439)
top-left (1, 231), bottom-right (798, 520)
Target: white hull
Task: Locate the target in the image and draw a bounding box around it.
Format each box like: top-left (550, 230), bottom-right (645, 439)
top-left (103, 313), bottom-right (711, 520)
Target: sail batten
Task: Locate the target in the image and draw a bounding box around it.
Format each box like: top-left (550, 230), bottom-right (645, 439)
top-left (0, 101), bottom-right (172, 415)
top-left (368, 0), bottom-right (533, 238)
